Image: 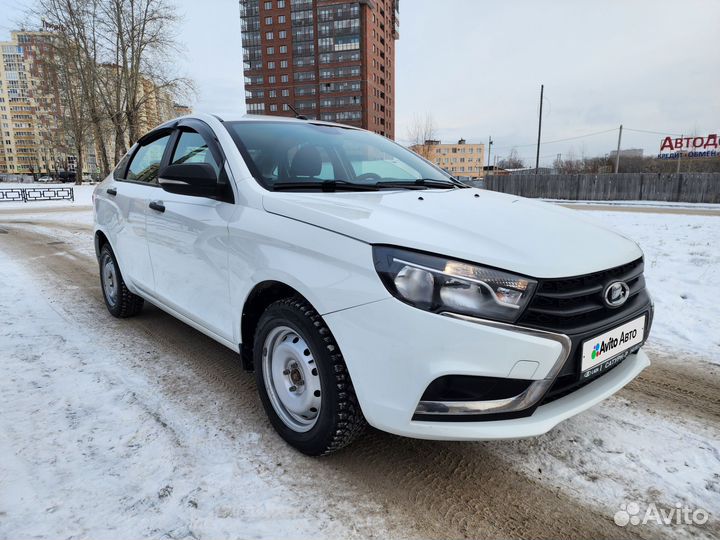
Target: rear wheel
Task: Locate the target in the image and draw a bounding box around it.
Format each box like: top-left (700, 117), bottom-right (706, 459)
top-left (99, 244), bottom-right (144, 318)
top-left (254, 297), bottom-right (366, 455)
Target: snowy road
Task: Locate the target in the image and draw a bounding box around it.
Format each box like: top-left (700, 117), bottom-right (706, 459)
top-left (1, 205), bottom-right (718, 539)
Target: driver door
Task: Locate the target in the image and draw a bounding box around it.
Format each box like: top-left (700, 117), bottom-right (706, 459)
top-left (145, 122), bottom-right (235, 342)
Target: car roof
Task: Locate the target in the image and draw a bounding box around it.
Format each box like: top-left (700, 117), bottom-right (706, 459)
top-left (156, 112), bottom-right (360, 132)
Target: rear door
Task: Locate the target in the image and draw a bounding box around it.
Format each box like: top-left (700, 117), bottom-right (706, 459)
top-left (109, 131), bottom-right (172, 292)
top-left (145, 121), bottom-right (235, 341)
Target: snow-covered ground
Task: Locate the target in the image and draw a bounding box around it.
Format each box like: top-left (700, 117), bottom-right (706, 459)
top-left (0, 250), bottom-right (395, 540)
top-left (578, 210), bottom-right (720, 362)
top-left (1, 201), bottom-right (718, 539)
top-left (550, 199), bottom-right (720, 211)
top-left (498, 380), bottom-right (720, 532)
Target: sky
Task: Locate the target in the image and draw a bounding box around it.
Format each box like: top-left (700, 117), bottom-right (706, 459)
top-left (1, 0), bottom-right (719, 166)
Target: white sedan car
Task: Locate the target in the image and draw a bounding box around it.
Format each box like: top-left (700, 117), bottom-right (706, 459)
top-left (93, 114), bottom-right (653, 455)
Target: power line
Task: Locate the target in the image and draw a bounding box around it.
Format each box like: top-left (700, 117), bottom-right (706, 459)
top-left (493, 127), bottom-right (619, 151)
top-left (492, 125), bottom-right (690, 154)
top-left (624, 127), bottom-right (684, 137)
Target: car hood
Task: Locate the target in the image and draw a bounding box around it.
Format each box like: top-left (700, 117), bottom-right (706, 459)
top-left (262, 188), bottom-right (642, 278)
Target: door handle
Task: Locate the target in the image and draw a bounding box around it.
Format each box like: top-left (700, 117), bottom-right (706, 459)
top-left (106, 188), bottom-right (117, 196)
top-left (149, 201), bottom-right (165, 213)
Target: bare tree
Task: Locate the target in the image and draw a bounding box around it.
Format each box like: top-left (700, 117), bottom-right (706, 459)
top-left (497, 148), bottom-right (525, 169)
top-left (32, 0), bottom-right (193, 173)
top-left (32, 20), bottom-right (92, 184)
top-left (101, 0), bottom-right (192, 144)
top-left (407, 113), bottom-right (438, 159)
top-left (56, 43), bottom-right (92, 184)
top-left (35, 0), bottom-right (113, 176)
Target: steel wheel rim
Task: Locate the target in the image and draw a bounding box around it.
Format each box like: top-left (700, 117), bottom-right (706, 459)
top-left (102, 255), bottom-right (118, 307)
top-left (262, 325), bottom-right (321, 432)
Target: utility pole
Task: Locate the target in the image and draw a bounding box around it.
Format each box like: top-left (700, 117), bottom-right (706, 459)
top-left (486, 136), bottom-right (493, 178)
top-left (676, 134), bottom-right (683, 174)
top-left (614, 124), bottom-right (623, 173)
top-left (535, 84), bottom-right (544, 174)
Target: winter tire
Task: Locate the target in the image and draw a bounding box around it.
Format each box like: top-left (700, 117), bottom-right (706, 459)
top-left (99, 244), bottom-right (144, 318)
top-left (254, 296), bottom-right (366, 456)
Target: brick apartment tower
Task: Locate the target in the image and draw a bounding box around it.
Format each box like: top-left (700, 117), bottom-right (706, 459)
top-left (240, 0), bottom-right (399, 139)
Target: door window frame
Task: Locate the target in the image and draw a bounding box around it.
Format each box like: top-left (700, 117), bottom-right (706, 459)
top-left (165, 119), bottom-right (235, 204)
top-left (115, 119), bottom-right (235, 204)
top-left (116, 128), bottom-right (175, 186)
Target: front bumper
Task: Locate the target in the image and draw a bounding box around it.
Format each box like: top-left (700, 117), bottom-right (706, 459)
top-left (324, 298), bottom-right (650, 440)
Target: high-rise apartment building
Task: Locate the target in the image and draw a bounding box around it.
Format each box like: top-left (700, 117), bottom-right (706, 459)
top-left (0, 31), bottom-right (63, 176)
top-left (0, 29), bottom-right (188, 178)
top-left (240, 0), bottom-right (399, 138)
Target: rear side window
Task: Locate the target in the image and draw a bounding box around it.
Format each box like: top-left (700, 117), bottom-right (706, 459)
top-left (126, 135), bottom-right (171, 183)
top-left (170, 131), bottom-right (220, 176)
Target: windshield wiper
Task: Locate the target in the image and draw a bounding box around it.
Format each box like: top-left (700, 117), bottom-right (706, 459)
top-left (375, 179), bottom-right (461, 190)
top-left (271, 180), bottom-right (379, 192)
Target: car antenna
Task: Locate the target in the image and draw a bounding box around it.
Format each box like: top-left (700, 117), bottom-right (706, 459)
top-left (286, 103), bottom-right (308, 120)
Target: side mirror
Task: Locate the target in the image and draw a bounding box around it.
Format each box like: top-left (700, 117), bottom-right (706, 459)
top-left (158, 163), bottom-right (218, 198)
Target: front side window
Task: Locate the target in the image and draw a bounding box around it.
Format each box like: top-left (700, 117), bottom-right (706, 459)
top-left (225, 121), bottom-right (455, 191)
top-left (170, 130), bottom-right (220, 176)
top-left (113, 152), bottom-right (131, 180)
top-left (126, 134), bottom-right (170, 183)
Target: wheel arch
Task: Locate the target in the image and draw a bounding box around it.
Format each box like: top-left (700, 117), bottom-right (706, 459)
top-left (240, 280), bottom-right (313, 371)
top-left (94, 229), bottom-right (110, 259)
top-left (94, 229), bottom-right (133, 294)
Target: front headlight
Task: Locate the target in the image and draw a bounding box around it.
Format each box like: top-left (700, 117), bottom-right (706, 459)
top-left (373, 246), bottom-right (537, 323)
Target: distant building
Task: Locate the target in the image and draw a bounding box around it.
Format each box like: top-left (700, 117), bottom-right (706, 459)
top-left (240, 0), bottom-right (399, 138)
top-left (0, 30), bottom-right (185, 177)
top-left (0, 31), bottom-right (63, 176)
top-left (136, 76), bottom-right (180, 136)
top-left (483, 165), bottom-right (509, 176)
top-left (173, 103), bottom-right (192, 117)
top-left (410, 138), bottom-right (485, 179)
top-left (609, 148), bottom-right (644, 159)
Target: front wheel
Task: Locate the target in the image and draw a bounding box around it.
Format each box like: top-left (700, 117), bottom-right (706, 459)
top-left (254, 297), bottom-right (366, 455)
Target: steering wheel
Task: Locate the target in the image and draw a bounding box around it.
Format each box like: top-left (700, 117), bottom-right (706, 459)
top-left (355, 172), bottom-right (382, 182)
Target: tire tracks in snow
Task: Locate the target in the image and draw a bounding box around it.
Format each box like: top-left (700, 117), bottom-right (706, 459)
top-left (622, 351), bottom-right (720, 423)
top-left (1, 219), bottom-right (705, 540)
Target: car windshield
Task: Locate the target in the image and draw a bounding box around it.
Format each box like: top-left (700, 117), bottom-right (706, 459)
top-left (225, 121), bottom-right (459, 191)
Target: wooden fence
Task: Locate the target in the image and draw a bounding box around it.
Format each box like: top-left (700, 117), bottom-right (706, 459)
top-left (470, 173), bottom-right (720, 203)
